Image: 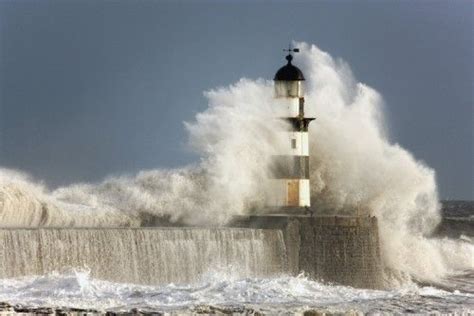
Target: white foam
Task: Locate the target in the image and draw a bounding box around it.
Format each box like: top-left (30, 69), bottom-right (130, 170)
top-left (0, 270), bottom-right (471, 313)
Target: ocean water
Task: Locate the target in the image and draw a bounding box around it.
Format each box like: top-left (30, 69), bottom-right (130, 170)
top-left (0, 270), bottom-right (472, 314)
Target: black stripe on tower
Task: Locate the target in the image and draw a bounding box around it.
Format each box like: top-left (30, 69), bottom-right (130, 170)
top-left (270, 155), bottom-right (310, 179)
top-left (284, 117), bottom-right (315, 132)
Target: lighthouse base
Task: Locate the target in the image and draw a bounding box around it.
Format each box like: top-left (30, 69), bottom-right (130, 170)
top-left (229, 215), bottom-right (384, 289)
top-left (257, 206), bottom-right (313, 216)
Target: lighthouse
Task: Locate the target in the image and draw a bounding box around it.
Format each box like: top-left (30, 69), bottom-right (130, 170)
top-left (270, 47), bottom-right (314, 210)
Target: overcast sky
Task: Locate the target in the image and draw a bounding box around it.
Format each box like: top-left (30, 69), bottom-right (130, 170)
top-left (0, 0), bottom-right (472, 199)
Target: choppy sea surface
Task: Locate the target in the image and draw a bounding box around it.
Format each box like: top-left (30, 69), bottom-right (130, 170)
top-left (0, 269), bottom-right (473, 314)
top-left (0, 201), bottom-right (473, 315)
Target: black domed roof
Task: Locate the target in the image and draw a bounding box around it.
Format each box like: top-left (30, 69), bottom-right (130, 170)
top-left (274, 54), bottom-right (305, 81)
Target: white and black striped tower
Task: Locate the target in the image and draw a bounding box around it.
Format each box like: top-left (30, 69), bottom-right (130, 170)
top-left (271, 47), bottom-right (314, 210)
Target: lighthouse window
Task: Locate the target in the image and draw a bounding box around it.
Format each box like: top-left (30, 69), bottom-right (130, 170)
top-left (274, 81), bottom-right (303, 98)
top-left (291, 139), bottom-right (297, 149)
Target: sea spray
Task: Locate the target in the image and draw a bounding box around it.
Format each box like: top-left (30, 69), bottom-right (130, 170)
top-left (52, 79), bottom-right (287, 226)
top-left (294, 43), bottom-right (473, 284)
top-left (0, 42), bottom-right (472, 285)
top-left (0, 168), bottom-right (135, 227)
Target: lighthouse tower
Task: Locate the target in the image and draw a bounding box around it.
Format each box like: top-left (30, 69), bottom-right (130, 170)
top-left (271, 48), bottom-right (314, 209)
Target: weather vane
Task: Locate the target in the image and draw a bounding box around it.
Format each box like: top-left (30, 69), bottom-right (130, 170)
top-left (283, 43), bottom-right (300, 55)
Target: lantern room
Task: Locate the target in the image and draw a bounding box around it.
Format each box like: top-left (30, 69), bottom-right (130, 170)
top-left (273, 54), bottom-right (305, 98)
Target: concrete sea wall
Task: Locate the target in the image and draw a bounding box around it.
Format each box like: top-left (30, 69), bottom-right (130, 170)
top-left (0, 228), bottom-right (287, 284)
top-left (0, 216), bottom-right (384, 289)
top-left (230, 216), bottom-right (384, 289)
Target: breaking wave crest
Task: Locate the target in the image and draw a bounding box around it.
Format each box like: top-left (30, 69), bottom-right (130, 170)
top-left (0, 169), bottom-right (135, 227)
top-left (0, 42), bottom-right (472, 285)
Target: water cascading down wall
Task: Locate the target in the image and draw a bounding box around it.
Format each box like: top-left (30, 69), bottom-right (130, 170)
top-left (0, 216), bottom-right (384, 289)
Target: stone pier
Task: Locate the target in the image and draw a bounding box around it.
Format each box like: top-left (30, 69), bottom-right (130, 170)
top-left (0, 216), bottom-right (384, 289)
top-left (230, 215), bottom-right (384, 289)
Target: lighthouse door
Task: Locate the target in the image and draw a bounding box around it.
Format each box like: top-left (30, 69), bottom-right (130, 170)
top-left (287, 180), bottom-right (300, 206)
